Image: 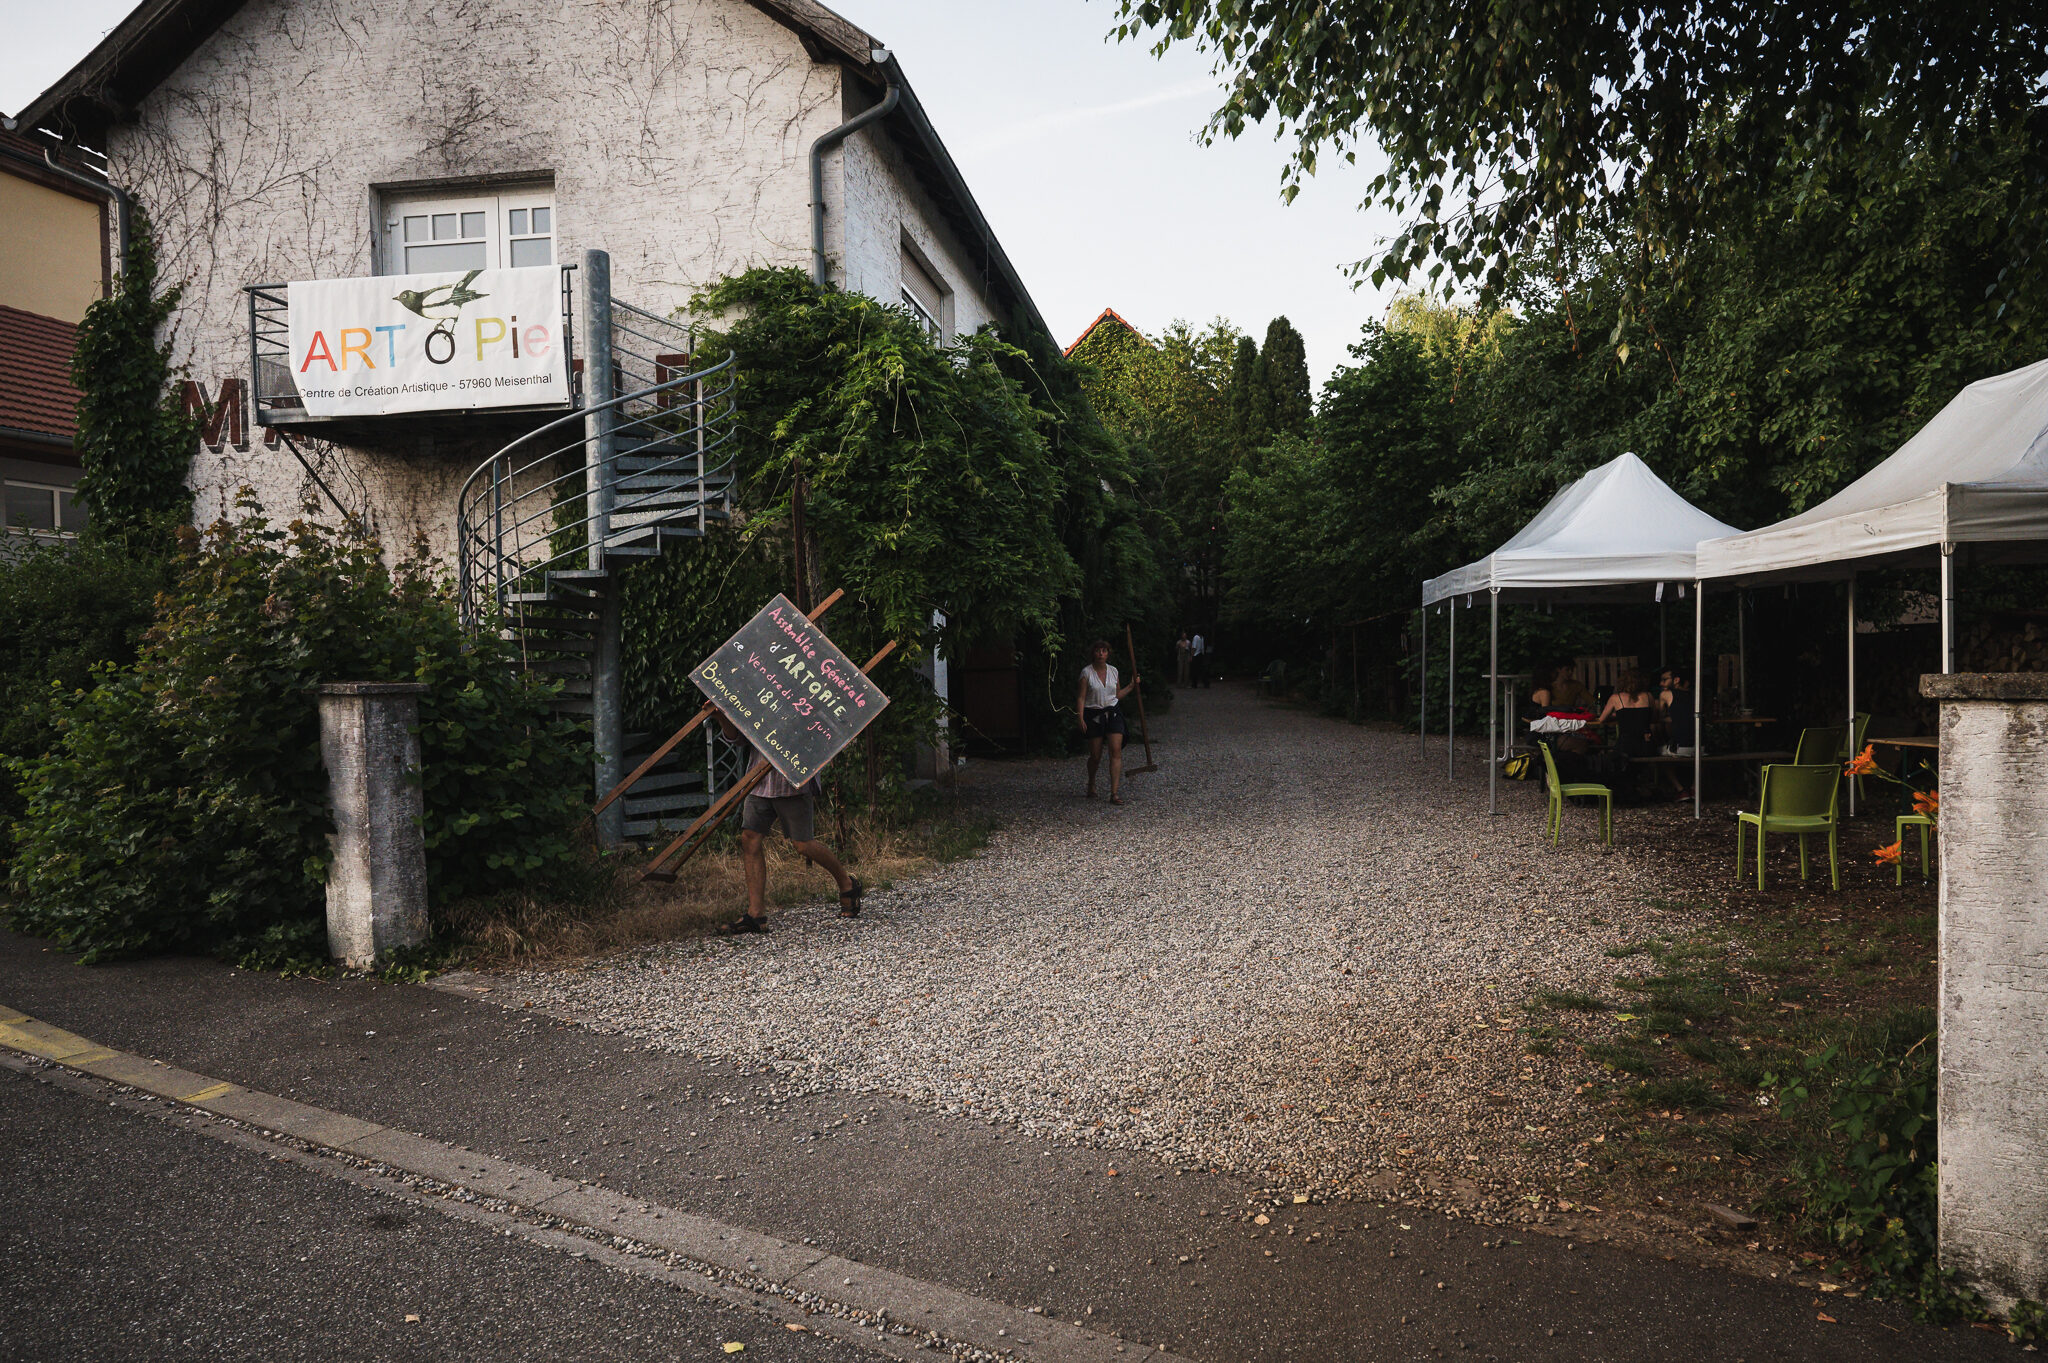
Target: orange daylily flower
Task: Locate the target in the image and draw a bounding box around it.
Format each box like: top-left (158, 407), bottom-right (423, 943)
top-left (1912, 789), bottom-right (1940, 818)
top-left (1845, 744), bottom-right (1881, 777)
top-left (1872, 840), bottom-right (1902, 865)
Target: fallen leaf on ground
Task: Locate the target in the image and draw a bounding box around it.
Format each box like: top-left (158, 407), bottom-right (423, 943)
top-left (404, 1315), bottom-right (420, 1324)
top-left (724, 1345), bottom-right (746, 1354)
top-left (1817, 1313), bottom-right (1837, 1324)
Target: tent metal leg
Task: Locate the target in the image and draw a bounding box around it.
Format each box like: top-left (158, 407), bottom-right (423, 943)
top-left (1694, 580), bottom-right (1704, 820)
top-left (1447, 601), bottom-right (1456, 781)
top-left (1847, 575), bottom-right (1857, 816)
top-left (1489, 589), bottom-right (1500, 816)
top-left (1419, 606), bottom-right (1427, 759)
top-left (1737, 593), bottom-right (1747, 710)
top-left (1941, 545), bottom-right (1955, 673)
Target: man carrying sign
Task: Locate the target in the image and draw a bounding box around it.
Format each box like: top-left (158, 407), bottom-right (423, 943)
top-left (713, 711), bottom-right (863, 934)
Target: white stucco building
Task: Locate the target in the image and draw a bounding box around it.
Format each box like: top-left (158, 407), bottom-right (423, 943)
top-left (19, 0), bottom-right (1045, 554)
top-left (19, 0), bottom-right (1039, 837)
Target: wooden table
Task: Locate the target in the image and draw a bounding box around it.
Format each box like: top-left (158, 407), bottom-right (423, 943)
top-left (1871, 736), bottom-right (1939, 751)
top-left (1708, 716), bottom-right (1777, 725)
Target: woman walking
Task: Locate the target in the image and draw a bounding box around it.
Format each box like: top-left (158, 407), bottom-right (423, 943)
top-left (1077, 639), bottom-right (1141, 804)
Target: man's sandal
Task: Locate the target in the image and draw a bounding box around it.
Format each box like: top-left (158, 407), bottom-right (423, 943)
top-left (838, 876), bottom-right (865, 919)
top-left (717, 913), bottom-right (768, 936)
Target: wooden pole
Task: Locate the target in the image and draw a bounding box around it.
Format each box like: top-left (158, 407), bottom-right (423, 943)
top-left (642, 639), bottom-right (898, 881)
top-left (1123, 623), bottom-right (1158, 775)
top-left (589, 589), bottom-right (843, 823)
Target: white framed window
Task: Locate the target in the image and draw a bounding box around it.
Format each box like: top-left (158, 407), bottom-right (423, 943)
top-left (899, 239), bottom-right (949, 340)
top-left (4, 480), bottom-right (85, 535)
top-left (381, 187), bottom-right (555, 274)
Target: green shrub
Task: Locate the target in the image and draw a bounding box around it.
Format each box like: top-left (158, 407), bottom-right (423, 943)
top-left (0, 535), bottom-right (173, 865)
top-left (6, 506), bottom-right (586, 962)
top-left (1771, 1031), bottom-right (1971, 1318)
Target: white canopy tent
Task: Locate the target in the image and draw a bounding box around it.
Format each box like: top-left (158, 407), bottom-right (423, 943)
top-left (1418, 452), bottom-right (1743, 814)
top-left (1696, 354), bottom-right (2048, 659)
top-left (1691, 355), bottom-right (2048, 816)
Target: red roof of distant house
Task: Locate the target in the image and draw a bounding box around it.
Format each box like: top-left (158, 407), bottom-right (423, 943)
top-left (1064, 307), bottom-right (1149, 356)
top-left (0, 305), bottom-right (82, 449)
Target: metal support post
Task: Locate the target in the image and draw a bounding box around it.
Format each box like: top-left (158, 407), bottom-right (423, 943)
top-left (1419, 606), bottom-right (1427, 758)
top-left (1847, 575), bottom-right (1858, 816)
top-left (1488, 588), bottom-right (1500, 815)
top-left (1694, 580), bottom-right (1705, 820)
top-left (578, 249), bottom-right (616, 572)
top-left (1446, 600), bottom-right (1456, 781)
top-left (578, 249), bottom-right (624, 847)
top-left (1737, 591), bottom-right (1747, 710)
top-left (593, 586), bottom-right (625, 848)
top-left (1941, 545), bottom-right (1956, 673)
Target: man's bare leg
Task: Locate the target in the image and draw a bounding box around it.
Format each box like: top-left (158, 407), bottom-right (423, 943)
top-left (739, 828), bottom-right (769, 919)
top-left (791, 839), bottom-right (854, 896)
top-left (1107, 733), bottom-right (1125, 802)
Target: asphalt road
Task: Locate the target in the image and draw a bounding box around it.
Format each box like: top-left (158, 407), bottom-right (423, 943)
top-left (0, 930), bottom-right (2010, 1362)
top-left (0, 1063), bottom-right (861, 1363)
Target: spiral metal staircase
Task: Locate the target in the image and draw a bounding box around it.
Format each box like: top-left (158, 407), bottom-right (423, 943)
top-left (456, 251), bottom-right (742, 845)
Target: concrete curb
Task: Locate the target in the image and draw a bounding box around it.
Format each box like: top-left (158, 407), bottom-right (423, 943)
top-left (0, 1005), bottom-right (1190, 1363)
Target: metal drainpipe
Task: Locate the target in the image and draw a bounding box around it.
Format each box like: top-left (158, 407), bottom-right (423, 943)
top-left (809, 59), bottom-right (900, 288)
top-left (0, 139), bottom-right (132, 274)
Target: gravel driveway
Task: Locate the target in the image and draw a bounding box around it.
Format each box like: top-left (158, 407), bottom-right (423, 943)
top-left (501, 684), bottom-right (1689, 1213)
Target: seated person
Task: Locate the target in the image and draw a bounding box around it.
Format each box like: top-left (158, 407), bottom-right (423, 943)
top-left (1596, 670), bottom-right (1658, 799)
top-left (1528, 662), bottom-right (1597, 737)
top-left (1522, 664), bottom-right (1558, 719)
top-left (1546, 661), bottom-right (1595, 713)
top-left (1657, 667), bottom-right (1696, 755)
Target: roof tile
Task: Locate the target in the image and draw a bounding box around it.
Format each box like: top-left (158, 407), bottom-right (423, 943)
top-left (0, 305), bottom-right (82, 442)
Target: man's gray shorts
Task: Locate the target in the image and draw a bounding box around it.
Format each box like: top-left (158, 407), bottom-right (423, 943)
top-left (741, 793), bottom-right (815, 842)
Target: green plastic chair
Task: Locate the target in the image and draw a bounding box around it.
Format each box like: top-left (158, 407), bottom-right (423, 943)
top-left (1794, 724), bottom-right (1851, 766)
top-left (1895, 813), bottom-right (1935, 885)
top-left (1538, 741), bottom-right (1612, 846)
top-left (1736, 763), bottom-right (1842, 890)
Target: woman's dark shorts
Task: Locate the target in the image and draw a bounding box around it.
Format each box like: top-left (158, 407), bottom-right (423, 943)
top-left (1083, 706), bottom-right (1127, 739)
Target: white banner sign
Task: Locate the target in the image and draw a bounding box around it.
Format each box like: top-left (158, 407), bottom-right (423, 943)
top-left (287, 266), bottom-right (569, 417)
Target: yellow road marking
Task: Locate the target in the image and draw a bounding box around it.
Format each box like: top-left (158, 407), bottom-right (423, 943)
top-left (180, 1082), bottom-right (237, 1102)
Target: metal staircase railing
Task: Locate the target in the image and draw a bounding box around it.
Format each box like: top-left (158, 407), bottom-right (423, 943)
top-left (455, 253), bottom-right (743, 843)
top-left (453, 352), bottom-right (737, 627)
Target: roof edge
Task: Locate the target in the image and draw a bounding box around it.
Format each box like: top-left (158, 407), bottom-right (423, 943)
top-left (19, 0), bottom-right (1051, 347)
top-left (1064, 307), bottom-right (1149, 357)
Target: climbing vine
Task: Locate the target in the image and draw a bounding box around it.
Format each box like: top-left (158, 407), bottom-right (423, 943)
top-left (70, 211), bottom-right (196, 544)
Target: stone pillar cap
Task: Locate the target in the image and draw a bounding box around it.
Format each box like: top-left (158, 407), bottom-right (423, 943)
top-left (316, 681), bottom-right (429, 696)
top-left (1921, 672), bottom-right (2048, 700)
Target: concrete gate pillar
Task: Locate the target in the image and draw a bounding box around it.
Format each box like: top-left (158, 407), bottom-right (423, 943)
top-left (1921, 672), bottom-right (2048, 1309)
top-left (318, 682), bottom-right (429, 968)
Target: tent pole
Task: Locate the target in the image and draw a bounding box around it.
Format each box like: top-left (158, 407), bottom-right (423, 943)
top-left (1941, 545), bottom-right (1955, 673)
top-left (1489, 588), bottom-right (1500, 816)
top-left (1447, 601), bottom-right (1456, 781)
top-left (1659, 598), bottom-right (1667, 668)
top-left (1737, 592), bottom-right (1747, 710)
top-left (1694, 580), bottom-right (1704, 820)
top-left (1847, 575), bottom-right (1858, 816)
top-left (1419, 606), bottom-right (1428, 758)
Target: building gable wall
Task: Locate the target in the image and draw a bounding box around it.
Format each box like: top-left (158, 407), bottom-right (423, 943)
top-left (100, 0), bottom-right (998, 559)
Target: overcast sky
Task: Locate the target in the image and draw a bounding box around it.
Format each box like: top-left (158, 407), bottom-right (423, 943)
top-left (5, 0), bottom-right (1402, 386)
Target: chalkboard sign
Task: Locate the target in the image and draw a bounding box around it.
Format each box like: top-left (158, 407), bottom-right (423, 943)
top-left (692, 595), bottom-right (890, 787)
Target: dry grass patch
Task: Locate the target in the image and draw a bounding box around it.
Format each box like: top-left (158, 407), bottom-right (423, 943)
top-left (443, 797), bottom-right (992, 968)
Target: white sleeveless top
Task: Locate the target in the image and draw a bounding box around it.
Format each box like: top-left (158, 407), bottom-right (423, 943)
top-left (1082, 664), bottom-right (1120, 709)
